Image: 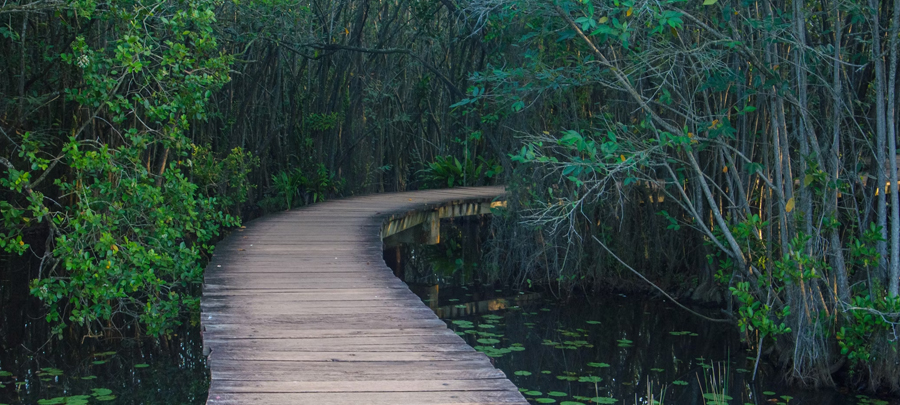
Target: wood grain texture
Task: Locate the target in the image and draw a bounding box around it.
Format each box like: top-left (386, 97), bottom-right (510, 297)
top-left (202, 186), bottom-right (528, 404)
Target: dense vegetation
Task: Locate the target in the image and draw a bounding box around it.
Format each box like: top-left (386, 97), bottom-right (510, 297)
top-left (1, 0), bottom-right (899, 392)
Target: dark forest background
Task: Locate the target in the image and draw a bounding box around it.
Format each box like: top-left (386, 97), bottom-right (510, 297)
top-left (3, 0), bottom-right (900, 391)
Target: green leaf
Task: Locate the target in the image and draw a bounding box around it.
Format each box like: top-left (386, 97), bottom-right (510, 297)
top-left (703, 0), bottom-right (717, 4)
top-left (91, 388), bottom-right (113, 397)
top-left (803, 174), bottom-right (814, 187)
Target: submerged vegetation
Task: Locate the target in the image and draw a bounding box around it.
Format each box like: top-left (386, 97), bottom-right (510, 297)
top-left (1, 0), bottom-right (900, 396)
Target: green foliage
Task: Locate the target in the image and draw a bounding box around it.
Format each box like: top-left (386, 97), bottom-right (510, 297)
top-left (191, 145), bottom-right (259, 215)
top-left (306, 163), bottom-right (341, 203)
top-left (29, 157), bottom-right (238, 336)
top-left (729, 281), bottom-right (791, 339)
top-left (305, 112), bottom-right (341, 131)
top-left (267, 163), bottom-right (341, 211)
top-left (271, 168), bottom-right (306, 210)
top-left (837, 225), bottom-right (897, 367)
top-left (1, 0), bottom-right (235, 337)
top-left (419, 155), bottom-right (500, 189)
top-left (836, 294), bottom-right (900, 366)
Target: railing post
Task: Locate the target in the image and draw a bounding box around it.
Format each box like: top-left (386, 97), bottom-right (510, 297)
top-left (426, 211), bottom-right (440, 244)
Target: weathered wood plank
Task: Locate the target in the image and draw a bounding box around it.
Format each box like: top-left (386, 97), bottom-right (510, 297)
top-left (203, 279), bottom-right (409, 290)
top-left (212, 367), bottom-right (508, 383)
top-left (202, 312), bottom-right (441, 327)
top-left (203, 327), bottom-right (458, 340)
top-left (208, 350), bottom-right (488, 362)
top-left (209, 379), bottom-right (518, 393)
top-left (207, 342), bottom-right (477, 353)
top-left (202, 321), bottom-right (449, 338)
top-left (209, 359), bottom-right (504, 378)
top-left (201, 305), bottom-right (436, 317)
top-left (201, 297), bottom-right (425, 309)
top-left (201, 287), bottom-right (418, 297)
top-left (206, 391), bottom-right (526, 405)
top-left (204, 334), bottom-right (468, 348)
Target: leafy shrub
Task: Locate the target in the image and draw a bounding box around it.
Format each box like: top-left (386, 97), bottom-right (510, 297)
top-left (0, 0), bottom-right (235, 337)
top-left (419, 155), bottom-right (501, 189)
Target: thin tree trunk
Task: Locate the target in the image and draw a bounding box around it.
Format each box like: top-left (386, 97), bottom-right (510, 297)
top-left (870, 0), bottom-right (890, 281)
top-left (887, 0), bottom-right (900, 296)
top-left (830, 0), bottom-right (851, 303)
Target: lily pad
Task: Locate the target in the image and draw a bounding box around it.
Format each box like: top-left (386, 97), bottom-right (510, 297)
top-left (91, 388), bottom-right (113, 397)
top-left (38, 368), bottom-right (64, 376)
top-left (514, 370), bottom-right (532, 376)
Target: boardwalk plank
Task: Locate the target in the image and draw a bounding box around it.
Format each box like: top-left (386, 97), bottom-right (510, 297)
top-left (202, 322), bottom-right (449, 338)
top-left (206, 391), bottom-right (526, 405)
top-left (209, 379), bottom-right (518, 393)
top-left (208, 350), bottom-right (487, 362)
top-left (203, 327), bottom-right (458, 340)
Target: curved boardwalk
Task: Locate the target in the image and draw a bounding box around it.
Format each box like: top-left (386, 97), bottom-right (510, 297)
top-left (201, 186), bottom-right (527, 405)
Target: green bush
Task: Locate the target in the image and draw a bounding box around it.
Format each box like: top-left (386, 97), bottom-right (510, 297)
top-left (0, 0), bottom-right (237, 337)
top-left (419, 155), bottom-right (501, 189)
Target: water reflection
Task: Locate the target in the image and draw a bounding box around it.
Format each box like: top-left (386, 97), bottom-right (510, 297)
top-left (0, 253), bottom-right (208, 404)
top-left (386, 217), bottom-right (888, 405)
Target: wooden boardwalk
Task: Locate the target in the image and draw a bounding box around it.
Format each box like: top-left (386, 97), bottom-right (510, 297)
top-left (201, 187), bottom-right (527, 405)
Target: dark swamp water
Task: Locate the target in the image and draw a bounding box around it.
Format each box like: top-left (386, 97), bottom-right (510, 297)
top-left (384, 216), bottom-right (896, 405)
top-left (0, 252), bottom-right (208, 405)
